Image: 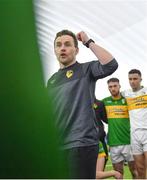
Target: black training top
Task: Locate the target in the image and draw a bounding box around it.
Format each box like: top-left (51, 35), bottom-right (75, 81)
top-left (94, 99), bottom-right (108, 141)
top-left (47, 59), bottom-right (118, 149)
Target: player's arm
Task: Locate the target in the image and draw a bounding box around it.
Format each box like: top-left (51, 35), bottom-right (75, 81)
top-left (96, 170), bottom-right (122, 179)
top-left (77, 31), bottom-right (114, 65)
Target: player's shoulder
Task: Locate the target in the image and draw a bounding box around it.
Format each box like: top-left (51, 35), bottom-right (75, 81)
top-left (102, 96), bottom-right (112, 103)
top-left (121, 89), bottom-right (132, 97)
top-left (47, 72), bottom-right (58, 87)
top-left (141, 86), bottom-right (147, 92)
top-left (80, 60), bottom-right (98, 66)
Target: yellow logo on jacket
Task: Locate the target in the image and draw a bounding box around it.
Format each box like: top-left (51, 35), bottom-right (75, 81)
top-left (93, 103), bottom-right (98, 109)
top-left (66, 70), bottom-right (73, 78)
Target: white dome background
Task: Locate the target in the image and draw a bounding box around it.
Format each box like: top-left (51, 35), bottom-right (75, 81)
top-left (34, 0), bottom-right (147, 99)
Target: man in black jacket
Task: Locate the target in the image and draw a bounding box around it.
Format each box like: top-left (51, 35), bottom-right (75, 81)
top-left (48, 29), bottom-right (118, 178)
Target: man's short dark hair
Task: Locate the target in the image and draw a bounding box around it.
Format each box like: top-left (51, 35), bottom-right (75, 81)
top-left (128, 69), bottom-right (142, 77)
top-left (107, 77), bottom-right (119, 84)
top-left (54, 29), bottom-right (78, 48)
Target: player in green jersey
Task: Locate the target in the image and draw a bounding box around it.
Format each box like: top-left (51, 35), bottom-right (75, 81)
top-left (103, 78), bottom-right (138, 179)
top-left (96, 141), bottom-right (121, 179)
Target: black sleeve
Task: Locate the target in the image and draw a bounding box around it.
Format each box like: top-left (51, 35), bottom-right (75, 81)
top-left (98, 101), bottom-right (108, 124)
top-left (90, 58), bottom-right (118, 80)
top-left (95, 100), bottom-right (108, 124)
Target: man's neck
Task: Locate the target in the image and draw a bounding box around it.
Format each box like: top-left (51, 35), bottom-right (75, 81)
top-left (60, 60), bottom-right (76, 69)
top-left (112, 94), bottom-right (121, 100)
top-left (132, 86), bottom-right (143, 92)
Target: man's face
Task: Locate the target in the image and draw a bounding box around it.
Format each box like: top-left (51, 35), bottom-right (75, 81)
top-left (54, 35), bottom-right (79, 67)
top-left (108, 81), bottom-right (120, 97)
top-left (128, 73), bottom-right (142, 91)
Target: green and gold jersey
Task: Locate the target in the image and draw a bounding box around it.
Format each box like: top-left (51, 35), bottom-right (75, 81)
top-left (103, 96), bottom-right (130, 146)
top-left (122, 87), bottom-right (147, 133)
top-left (98, 141), bottom-right (106, 157)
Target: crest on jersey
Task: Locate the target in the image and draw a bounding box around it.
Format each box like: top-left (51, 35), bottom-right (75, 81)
top-left (66, 70), bottom-right (73, 78)
top-left (122, 98), bottom-right (126, 104)
top-left (93, 103), bottom-right (98, 109)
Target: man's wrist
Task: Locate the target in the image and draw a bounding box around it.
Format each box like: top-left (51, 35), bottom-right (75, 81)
top-left (84, 39), bottom-right (95, 48)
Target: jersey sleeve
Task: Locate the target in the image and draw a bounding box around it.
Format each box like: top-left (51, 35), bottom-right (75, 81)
top-left (99, 101), bottom-right (108, 124)
top-left (89, 58), bottom-right (118, 80)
